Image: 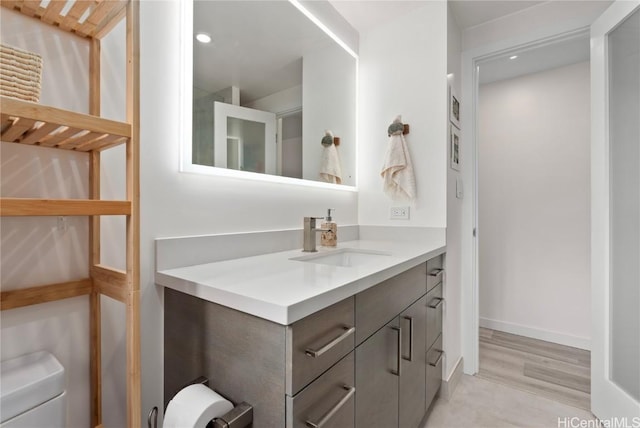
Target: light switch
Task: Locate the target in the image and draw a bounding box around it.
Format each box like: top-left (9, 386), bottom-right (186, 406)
top-left (456, 177), bottom-right (464, 199)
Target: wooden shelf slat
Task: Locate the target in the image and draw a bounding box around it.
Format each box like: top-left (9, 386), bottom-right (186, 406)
top-left (1, 0), bottom-right (127, 39)
top-left (41, 0), bottom-right (66, 25)
top-left (60, 1), bottom-right (93, 33)
top-left (1, 117), bottom-right (36, 141)
top-left (94, 3), bottom-right (127, 39)
top-left (1, 96), bottom-right (130, 137)
top-left (76, 0), bottom-right (118, 37)
top-left (78, 133), bottom-right (127, 152)
top-left (91, 264), bottom-right (127, 303)
top-left (0, 279), bottom-right (92, 310)
top-left (20, 122), bottom-right (61, 145)
top-left (38, 126), bottom-right (84, 147)
top-left (0, 198), bottom-right (131, 216)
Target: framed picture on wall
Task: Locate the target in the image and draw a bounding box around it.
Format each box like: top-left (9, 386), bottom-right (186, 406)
top-left (450, 124), bottom-right (461, 171)
top-left (449, 85), bottom-right (461, 129)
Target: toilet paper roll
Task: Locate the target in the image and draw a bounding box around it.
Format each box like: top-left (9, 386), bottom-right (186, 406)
top-left (163, 384), bottom-right (234, 428)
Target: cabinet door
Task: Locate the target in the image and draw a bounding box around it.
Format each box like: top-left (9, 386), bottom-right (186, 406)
top-left (399, 296), bottom-right (427, 428)
top-left (355, 318), bottom-right (400, 428)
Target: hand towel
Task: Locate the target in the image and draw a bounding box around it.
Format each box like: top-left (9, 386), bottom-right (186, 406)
top-left (320, 143), bottom-right (343, 184)
top-left (380, 133), bottom-right (416, 201)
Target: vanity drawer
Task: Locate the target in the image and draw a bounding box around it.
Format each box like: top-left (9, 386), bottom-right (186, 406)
top-left (426, 334), bottom-right (443, 409)
top-left (286, 297), bottom-right (355, 396)
top-left (427, 255), bottom-right (444, 292)
top-left (426, 283), bottom-right (443, 350)
top-left (355, 263), bottom-right (426, 345)
top-left (286, 352), bottom-right (355, 428)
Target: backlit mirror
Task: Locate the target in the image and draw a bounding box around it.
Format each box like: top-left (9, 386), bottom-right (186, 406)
top-left (183, 0), bottom-right (358, 187)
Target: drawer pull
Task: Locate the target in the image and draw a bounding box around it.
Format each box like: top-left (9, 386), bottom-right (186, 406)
top-left (428, 297), bottom-right (444, 309)
top-left (305, 385), bottom-right (355, 428)
top-left (428, 268), bottom-right (444, 279)
top-left (305, 326), bottom-right (355, 358)
top-left (402, 316), bottom-right (413, 361)
top-left (429, 349), bottom-right (444, 367)
top-left (391, 326), bottom-right (402, 376)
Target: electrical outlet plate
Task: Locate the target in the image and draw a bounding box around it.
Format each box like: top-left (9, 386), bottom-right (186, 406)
top-left (57, 216), bottom-right (68, 232)
top-left (390, 206), bottom-right (410, 220)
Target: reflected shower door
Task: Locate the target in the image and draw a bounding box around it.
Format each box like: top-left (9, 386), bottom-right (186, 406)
top-left (213, 102), bottom-right (276, 174)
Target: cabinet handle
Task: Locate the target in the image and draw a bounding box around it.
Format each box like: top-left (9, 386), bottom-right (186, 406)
top-left (305, 385), bottom-right (355, 428)
top-left (305, 326), bottom-right (355, 358)
top-left (391, 326), bottom-right (402, 376)
top-left (428, 268), bottom-right (444, 279)
top-left (402, 316), bottom-right (413, 361)
top-left (428, 297), bottom-right (444, 309)
top-left (428, 349), bottom-right (444, 367)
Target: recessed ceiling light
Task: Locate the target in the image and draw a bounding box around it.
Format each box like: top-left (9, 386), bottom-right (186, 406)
top-left (196, 33), bottom-right (212, 44)
top-left (509, 55), bottom-right (518, 60)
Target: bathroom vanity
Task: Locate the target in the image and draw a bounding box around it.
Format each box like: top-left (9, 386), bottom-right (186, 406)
top-left (157, 227), bottom-right (445, 427)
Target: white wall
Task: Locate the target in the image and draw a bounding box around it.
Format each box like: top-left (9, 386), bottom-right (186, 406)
top-left (445, 3), bottom-right (464, 380)
top-left (139, 2), bottom-right (358, 425)
top-left (478, 62), bottom-right (591, 348)
top-left (0, 9), bottom-right (126, 427)
top-left (357, 2), bottom-right (447, 227)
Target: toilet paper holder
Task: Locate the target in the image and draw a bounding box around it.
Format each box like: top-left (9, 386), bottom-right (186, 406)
top-left (147, 377), bottom-right (253, 428)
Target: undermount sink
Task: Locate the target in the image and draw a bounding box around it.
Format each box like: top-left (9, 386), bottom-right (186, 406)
top-left (290, 248), bottom-right (391, 267)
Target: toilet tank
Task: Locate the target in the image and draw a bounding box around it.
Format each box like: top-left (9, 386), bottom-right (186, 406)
top-left (0, 351), bottom-right (66, 428)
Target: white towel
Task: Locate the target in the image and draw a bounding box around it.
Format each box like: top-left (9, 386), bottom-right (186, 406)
top-left (381, 133), bottom-right (416, 201)
top-left (320, 144), bottom-right (343, 184)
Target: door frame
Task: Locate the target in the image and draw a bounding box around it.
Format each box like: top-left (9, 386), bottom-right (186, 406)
top-left (460, 27), bottom-right (591, 375)
top-left (590, 1), bottom-right (640, 419)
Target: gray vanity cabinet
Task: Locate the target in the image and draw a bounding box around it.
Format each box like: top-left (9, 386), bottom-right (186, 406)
top-left (164, 253), bottom-right (445, 428)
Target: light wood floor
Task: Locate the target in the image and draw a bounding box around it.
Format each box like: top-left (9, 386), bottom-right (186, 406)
top-left (423, 374), bottom-right (594, 428)
top-left (478, 328), bottom-right (591, 411)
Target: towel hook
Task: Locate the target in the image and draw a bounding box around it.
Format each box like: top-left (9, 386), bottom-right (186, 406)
top-left (387, 115), bottom-right (410, 136)
top-left (321, 130), bottom-right (340, 146)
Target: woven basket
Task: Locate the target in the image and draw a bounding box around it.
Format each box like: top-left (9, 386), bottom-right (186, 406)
top-left (0, 44), bottom-right (43, 103)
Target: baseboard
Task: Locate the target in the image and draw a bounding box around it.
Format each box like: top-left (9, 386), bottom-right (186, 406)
top-left (439, 356), bottom-right (463, 401)
top-left (480, 317), bottom-right (590, 350)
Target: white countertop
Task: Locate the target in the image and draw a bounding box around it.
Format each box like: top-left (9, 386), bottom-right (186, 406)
top-left (156, 238), bottom-right (445, 325)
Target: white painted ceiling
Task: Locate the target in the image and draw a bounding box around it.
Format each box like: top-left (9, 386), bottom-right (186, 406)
top-left (478, 33), bottom-right (591, 84)
top-left (448, 0), bottom-right (545, 29)
top-left (328, 1), bottom-right (429, 32)
top-left (329, 0), bottom-right (546, 32)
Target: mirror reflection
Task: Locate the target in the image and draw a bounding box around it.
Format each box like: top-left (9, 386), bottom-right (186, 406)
top-left (191, 0), bottom-right (357, 186)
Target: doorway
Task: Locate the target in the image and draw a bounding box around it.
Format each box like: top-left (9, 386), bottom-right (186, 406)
top-left (473, 32), bottom-right (592, 409)
top-left (462, 2), bottom-right (640, 420)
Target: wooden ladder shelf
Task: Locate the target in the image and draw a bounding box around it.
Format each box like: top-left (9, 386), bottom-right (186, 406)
top-left (0, 1), bottom-right (140, 427)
